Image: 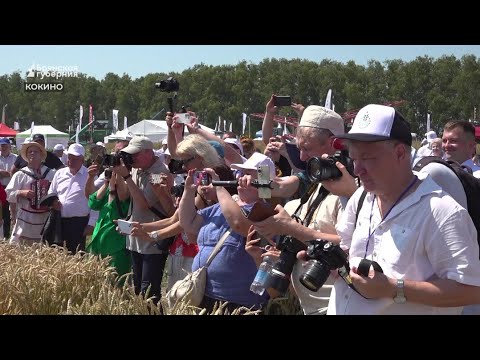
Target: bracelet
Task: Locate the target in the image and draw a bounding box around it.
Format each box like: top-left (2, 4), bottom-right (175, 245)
top-left (123, 174), bottom-right (131, 180)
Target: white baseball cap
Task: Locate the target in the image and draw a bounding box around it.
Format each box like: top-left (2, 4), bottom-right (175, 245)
top-left (230, 152), bottom-right (276, 178)
top-left (67, 143), bottom-right (85, 157)
top-left (53, 144), bottom-right (65, 151)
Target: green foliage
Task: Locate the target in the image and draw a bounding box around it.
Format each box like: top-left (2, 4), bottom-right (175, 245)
top-left (2, 55), bottom-right (480, 137)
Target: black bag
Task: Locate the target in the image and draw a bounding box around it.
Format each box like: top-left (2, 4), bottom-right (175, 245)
top-left (413, 156), bottom-right (480, 254)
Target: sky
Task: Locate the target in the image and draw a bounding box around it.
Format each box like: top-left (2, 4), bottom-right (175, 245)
top-left (1, 45), bottom-right (480, 80)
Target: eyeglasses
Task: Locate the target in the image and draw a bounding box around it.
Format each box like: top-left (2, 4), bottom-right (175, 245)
top-left (182, 156), bottom-right (195, 166)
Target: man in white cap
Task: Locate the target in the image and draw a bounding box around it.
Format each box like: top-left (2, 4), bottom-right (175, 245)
top-left (5, 141), bottom-right (55, 246)
top-left (415, 130), bottom-right (438, 160)
top-left (53, 144), bottom-right (68, 165)
top-left (48, 143), bottom-right (98, 254)
top-left (327, 104), bottom-right (480, 314)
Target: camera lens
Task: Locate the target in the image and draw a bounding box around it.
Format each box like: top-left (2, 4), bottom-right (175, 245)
top-left (306, 157), bottom-right (341, 182)
top-left (299, 260), bottom-right (331, 292)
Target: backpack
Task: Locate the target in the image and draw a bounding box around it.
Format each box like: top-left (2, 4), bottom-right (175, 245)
top-left (412, 156), bottom-right (480, 253)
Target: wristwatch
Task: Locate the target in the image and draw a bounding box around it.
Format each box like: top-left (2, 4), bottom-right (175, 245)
top-left (150, 231), bottom-right (159, 240)
top-left (393, 279), bottom-right (407, 304)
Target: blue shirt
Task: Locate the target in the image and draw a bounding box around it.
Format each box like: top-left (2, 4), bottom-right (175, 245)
top-left (193, 203), bottom-right (269, 309)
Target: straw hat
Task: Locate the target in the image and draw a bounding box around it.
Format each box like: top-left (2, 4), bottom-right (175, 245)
top-left (21, 141), bottom-right (47, 162)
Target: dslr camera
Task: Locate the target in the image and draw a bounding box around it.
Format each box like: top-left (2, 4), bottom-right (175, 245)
top-left (103, 151), bottom-right (134, 169)
top-left (154, 76), bottom-right (179, 92)
top-left (306, 150), bottom-right (354, 182)
top-left (299, 239), bottom-right (349, 292)
top-left (265, 235), bottom-right (307, 295)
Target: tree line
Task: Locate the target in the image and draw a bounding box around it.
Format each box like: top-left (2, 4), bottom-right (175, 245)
top-left (0, 54), bottom-right (479, 138)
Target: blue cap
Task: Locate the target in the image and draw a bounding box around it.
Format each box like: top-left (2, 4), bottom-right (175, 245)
top-left (208, 140), bottom-right (224, 158)
top-left (0, 137), bottom-right (10, 145)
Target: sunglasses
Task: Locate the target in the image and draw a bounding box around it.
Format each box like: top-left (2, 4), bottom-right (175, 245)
top-left (182, 156), bottom-right (195, 166)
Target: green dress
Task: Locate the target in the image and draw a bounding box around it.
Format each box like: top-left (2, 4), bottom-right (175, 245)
top-left (87, 189), bottom-right (131, 283)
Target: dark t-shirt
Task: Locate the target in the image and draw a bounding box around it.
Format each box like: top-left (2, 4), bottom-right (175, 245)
top-left (14, 151), bottom-right (64, 170)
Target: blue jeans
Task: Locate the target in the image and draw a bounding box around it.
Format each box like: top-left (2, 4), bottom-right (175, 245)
top-left (131, 251), bottom-right (168, 306)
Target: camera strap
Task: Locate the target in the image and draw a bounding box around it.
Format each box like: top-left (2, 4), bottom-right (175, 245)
top-left (338, 258), bottom-right (384, 299)
top-left (292, 183), bottom-right (318, 224)
top-left (292, 183), bottom-right (330, 228)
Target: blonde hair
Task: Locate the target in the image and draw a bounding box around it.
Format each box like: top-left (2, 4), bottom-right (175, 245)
top-left (176, 134), bottom-right (222, 168)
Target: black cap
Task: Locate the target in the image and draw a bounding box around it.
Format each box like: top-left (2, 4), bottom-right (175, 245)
top-left (32, 133), bottom-right (45, 142)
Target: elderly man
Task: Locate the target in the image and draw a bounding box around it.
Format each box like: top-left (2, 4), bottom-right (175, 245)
top-left (0, 137), bottom-right (17, 238)
top-left (48, 143), bottom-right (97, 254)
top-left (11, 134), bottom-right (64, 174)
top-left (113, 136), bottom-right (175, 306)
top-left (6, 141), bottom-right (55, 245)
top-left (53, 144), bottom-right (68, 165)
top-left (328, 104), bottom-right (480, 314)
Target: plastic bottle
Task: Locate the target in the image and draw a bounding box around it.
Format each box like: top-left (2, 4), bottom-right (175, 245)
top-left (250, 255), bottom-right (276, 296)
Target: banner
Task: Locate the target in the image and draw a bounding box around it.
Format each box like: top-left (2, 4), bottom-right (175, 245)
top-left (75, 124), bottom-right (80, 144)
top-left (426, 112), bottom-right (431, 132)
top-left (242, 113), bottom-right (247, 135)
top-left (79, 105), bottom-right (83, 130)
top-left (223, 120), bottom-right (226, 132)
top-left (325, 89), bottom-right (333, 110)
top-left (89, 105), bottom-right (93, 135)
top-left (112, 109), bottom-right (119, 133)
top-left (218, 116), bottom-right (222, 132)
top-left (14, 121), bottom-right (19, 130)
top-left (229, 122), bottom-right (233, 132)
top-left (284, 117), bottom-right (287, 135)
top-left (30, 121), bottom-right (34, 138)
top-left (124, 116), bottom-right (128, 130)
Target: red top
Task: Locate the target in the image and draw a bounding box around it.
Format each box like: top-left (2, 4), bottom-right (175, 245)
top-left (169, 232), bottom-right (199, 258)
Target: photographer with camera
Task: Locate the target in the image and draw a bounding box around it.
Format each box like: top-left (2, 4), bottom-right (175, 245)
top-left (325, 104), bottom-right (480, 314)
top-left (130, 135), bottom-right (229, 292)
top-left (112, 136), bottom-right (175, 307)
top-left (178, 154), bottom-right (277, 313)
top-left (86, 163), bottom-right (131, 285)
top-left (239, 106), bottom-right (358, 314)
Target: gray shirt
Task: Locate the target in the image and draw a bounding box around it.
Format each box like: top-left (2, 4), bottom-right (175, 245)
top-left (126, 157), bottom-right (171, 254)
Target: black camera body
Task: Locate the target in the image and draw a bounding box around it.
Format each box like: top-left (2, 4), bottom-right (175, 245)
top-left (266, 235), bottom-right (307, 295)
top-left (168, 159), bottom-right (187, 175)
top-left (170, 183), bottom-right (185, 198)
top-left (306, 150), bottom-right (354, 182)
top-left (103, 152), bottom-right (134, 168)
top-left (154, 76), bottom-right (179, 92)
top-left (299, 239), bottom-right (349, 292)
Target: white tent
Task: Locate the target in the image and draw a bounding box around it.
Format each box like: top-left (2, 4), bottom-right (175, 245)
top-left (16, 125), bottom-right (69, 150)
top-left (106, 120), bottom-right (216, 144)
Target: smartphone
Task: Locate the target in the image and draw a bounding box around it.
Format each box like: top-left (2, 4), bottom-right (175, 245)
top-left (273, 96), bottom-right (291, 107)
top-left (272, 127), bottom-right (283, 137)
top-left (193, 170), bottom-right (212, 186)
top-left (94, 154), bottom-right (105, 168)
top-left (117, 219), bottom-right (134, 235)
top-left (175, 113), bottom-right (191, 124)
top-left (246, 201), bottom-right (276, 222)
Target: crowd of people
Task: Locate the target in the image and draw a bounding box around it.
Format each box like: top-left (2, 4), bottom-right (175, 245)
top-left (2, 95), bottom-right (480, 315)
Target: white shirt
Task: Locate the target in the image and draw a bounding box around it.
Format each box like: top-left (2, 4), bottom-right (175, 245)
top-left (0, 152), bottom-right (17, 187)
top-left (462, 159), bottom-right (480, 178)
top-left (48, 165), bottom-right (98, 226)
top-left (329, 173), bottom-right (480, 315)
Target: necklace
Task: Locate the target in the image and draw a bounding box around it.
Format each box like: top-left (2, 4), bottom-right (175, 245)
top-left (364, 175), bottom-right (418, 258)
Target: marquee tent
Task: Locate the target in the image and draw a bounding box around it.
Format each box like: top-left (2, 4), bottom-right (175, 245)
top-left (16, 125), bottom-right (69, 150)
top-left (0, 123), bottom-right (17, 137)
top-left (106, 120), bottom-right (216, 143)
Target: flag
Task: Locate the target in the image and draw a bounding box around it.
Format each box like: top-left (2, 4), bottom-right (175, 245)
top-left (214, 122), bottom-right (218, 132)
top-left (112, 109), bottom-right (119, 133)
top-left (1, 104), bottom-right (7, 124)
top-left (79, 105), bottom-right (83, 129)
top-left (89, 105), bottom-right (93, 134)
top-left (75, 124), bottom-right (80, 143)
top-left (284, 116), bottom-right (287, 136)
top-left (325, 89), bottom-right (332, 110)
top-left (223, 120), bottom-right (226, 132)
top-left (14, 121), bottom-right (19, 130)
top-left (229, 122), bottom-right (233, 132)
top-left (123, 116), bottom-right (128, 130)
top-left (30, 121), bottom-right (34, 137)
top-left (242, 113), bottom-right (247, 135)
top-left (426, 112), bottom-right (431, 132)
